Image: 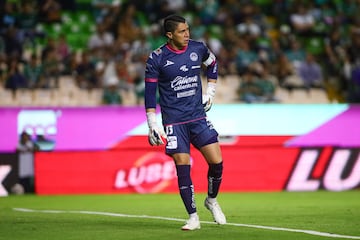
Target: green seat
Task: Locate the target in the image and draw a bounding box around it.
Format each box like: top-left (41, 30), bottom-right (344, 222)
top-left (305, 37), bottom-right (325, 56)
top-left (67, 33), bottom-right (89, 51)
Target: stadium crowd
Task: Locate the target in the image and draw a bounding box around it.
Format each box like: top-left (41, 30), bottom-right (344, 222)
top-left (1, 0), bottom-right (360, 106)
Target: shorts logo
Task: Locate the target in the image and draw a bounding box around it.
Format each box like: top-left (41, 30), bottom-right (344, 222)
top-left (206, 119), bottom-right (214, 130)
top-left (166, 136), bottom-right (178, 149)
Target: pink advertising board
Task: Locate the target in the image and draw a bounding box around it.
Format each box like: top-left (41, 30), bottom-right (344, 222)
top-left (0, 104), bottom-right (359, 152)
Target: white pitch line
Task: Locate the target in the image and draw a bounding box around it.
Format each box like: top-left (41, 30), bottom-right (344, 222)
top-left (13, 208), bottom-right (360, 239)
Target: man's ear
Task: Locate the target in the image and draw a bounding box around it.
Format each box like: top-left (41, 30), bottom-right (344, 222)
top-left (166, 32), bottom-right (172, 39)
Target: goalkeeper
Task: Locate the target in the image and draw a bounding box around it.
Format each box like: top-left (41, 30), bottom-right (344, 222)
top-left (144, 14), bottom-right (226, 231)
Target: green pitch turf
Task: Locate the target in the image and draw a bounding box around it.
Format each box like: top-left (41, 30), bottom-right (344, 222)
top-left (0, 191), bottom-right (359, 240)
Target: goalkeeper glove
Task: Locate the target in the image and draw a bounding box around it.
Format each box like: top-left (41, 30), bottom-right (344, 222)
top-left (146, 112), bottom-right (167, 146)
top-left (202, 82), bottom-right (216, 112)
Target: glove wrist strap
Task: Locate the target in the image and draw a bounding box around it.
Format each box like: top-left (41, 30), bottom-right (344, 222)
top-left (146, 112), bottom-right (157, 128)
top-left (206, 82), bottom-right (217, 99)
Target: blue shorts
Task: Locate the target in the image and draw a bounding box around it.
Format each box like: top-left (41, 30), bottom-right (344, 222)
top-left (164, 118), bottom-right (219, 155)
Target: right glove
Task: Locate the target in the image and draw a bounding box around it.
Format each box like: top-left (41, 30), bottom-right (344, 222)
top-left (146, 112), bottom-right (167, 146)
top-left (202, 82), bottom-right (216, 112)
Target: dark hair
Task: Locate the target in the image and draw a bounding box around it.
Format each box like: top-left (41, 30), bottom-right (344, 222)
top-left (163, 14), bottom-right (186, 33)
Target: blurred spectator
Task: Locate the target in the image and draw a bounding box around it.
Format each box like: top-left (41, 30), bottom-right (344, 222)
top-left (95, 51), bottom-right (119, 88)
top-left (88, 22), bottom-right (114, 57)
top-left (116, 5), bottom-right (141, 43)
top-left (0, 52), bottom-right (8, 85)
top-left (75, 51), bottom-right (99, 89)
top-left (199, 31), bottom-right (222, 56)
top-left (284, 39), bottom-right (306, 68)
top-left (56, 34), bottom-right (70, 64)
top-left (193, 0), bottom-right (219, 25)
top-left (346, 26), bottom-right (360, 103)
top-left (256, 64), bottom-right (279, 103)
top-left (102, 77), bottom-right (122, 105)
top-left (0, 2), bottom-right (17, 31)
top-left (16, 131), bottom-right (39, 193)
top-left (92, 0), bottom-right (121, 23)
top-left (347, 20), bottom-right (360, 66)
top-left (348, 65), bottom-right (360, 103)
top-left (236, 14), bottom-right (262, 46)
top-left (41, 37), bottom-right (56, 61)
top-left (129, 31), bottom-right (152, 64)
top-left (336, 0), bottom-right (359, 24)
top-left (3, 26), bottom-right (23, 59)
top-left (190, 16), bottom-right (206, 40)
top-left (128, 32), bottom-right (150, 104)
top-left (297, 53), bottom-right (324, 89)
top-left (216, 47), bottom-right (236, 76)
top-left (42, 48), bottom-right (61, 88)
top-left (116, 60), bottom-right (134, 91)
top-left (277, 24), bottom-right (296, 52)
top-left (0, 34), bottom-right (4, 53)
top-left (290, 3), bottom-right (316, 37)
top-left (165, 0), bottom-right (186, 13)
top-left (274, 53), bottom-right (303, 91)
top-left (23, 53), bottom-right (45, 89)
top-left (15, 1), bottom-right (39, 46)
top-left (238, 69), bottom-right (263, 103)
top-left (146, 23), bottom-right (166, 50)
top-left (323, 28), bottom-right (348, 102)
top-left (38, 0), bottom-right (62, 23)
top-left (234, 38), bottom-right (259, 76)
top-left (5, 58), bottom-right (28, 92)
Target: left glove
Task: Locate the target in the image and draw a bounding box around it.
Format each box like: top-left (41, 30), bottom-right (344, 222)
top-left (146, 112), bottom-right (167, 146)
top-left (202, 82), bottom-right (216, 112)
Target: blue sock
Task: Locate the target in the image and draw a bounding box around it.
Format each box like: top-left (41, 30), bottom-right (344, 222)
top-left (176, 165), bottom-right (196, 214)
top-left (207, 162), bottom-right (223, 198)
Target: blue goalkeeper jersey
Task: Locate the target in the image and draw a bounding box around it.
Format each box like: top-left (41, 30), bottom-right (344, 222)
top-left (145, 40), bottom-right (217, 125)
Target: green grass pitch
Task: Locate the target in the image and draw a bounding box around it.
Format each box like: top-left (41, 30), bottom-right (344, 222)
top-left (0, 191), bottom-right (359, 240)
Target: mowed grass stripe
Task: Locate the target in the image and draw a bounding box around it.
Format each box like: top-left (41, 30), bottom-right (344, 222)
top-left (1, 191), bottom-right (359, 240)
top-left (13, 207), bottom-right (360, 239)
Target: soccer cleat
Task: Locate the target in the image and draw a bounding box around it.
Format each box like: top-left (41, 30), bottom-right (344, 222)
top-left (181, 216), bottom-right (201, 230)
top-left (204, 198), bottom-right (227, 225)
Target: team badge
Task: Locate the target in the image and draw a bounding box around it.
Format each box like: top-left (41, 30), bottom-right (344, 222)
top-left (190, 52), bottom-right (198, 61)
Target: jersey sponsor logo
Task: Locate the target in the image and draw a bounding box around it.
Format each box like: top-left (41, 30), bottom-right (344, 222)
top-left (164, 60), bottom-right (174, 67)
top-left (285, 148), bottom-right (360, 191)
top-left (177, 89), bottom-right (196, 98)
top-left (180, 65), bottom-right (189, 72)
top-left (190, 52), bottom-right (198, 61)
top-left (191, 65), bottom-right (201, 69)
top-left (171, 76), bottom-right (198, 91)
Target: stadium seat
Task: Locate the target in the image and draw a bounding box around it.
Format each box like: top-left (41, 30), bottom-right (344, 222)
top-left (15, 89), bottom-right (35, 106)
top-left (33, 89), bottom-right (56, 106)
top-left (0, 88), bottom-right (16, 106)
top-left (304, 37), bottom-right (325, 56)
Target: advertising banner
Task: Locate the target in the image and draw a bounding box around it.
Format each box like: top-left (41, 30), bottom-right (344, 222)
top-left (2, 104), bottom-right (360, 194)
top-left (35, 136), bottom-right (360, 194)
top-left (1, 104), bottom-right (357, 153)
top-left (0, 153), bottom-right (19, 196)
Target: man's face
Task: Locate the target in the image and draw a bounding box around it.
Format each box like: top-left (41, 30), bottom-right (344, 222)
top-left (168, 22), bottom-right (190, 50)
